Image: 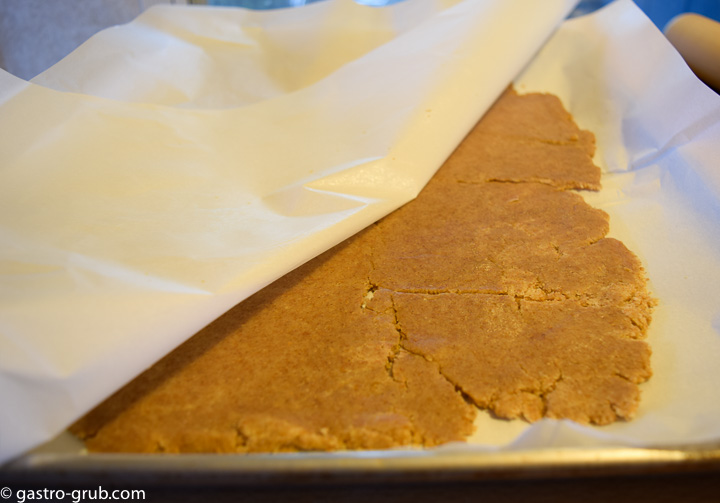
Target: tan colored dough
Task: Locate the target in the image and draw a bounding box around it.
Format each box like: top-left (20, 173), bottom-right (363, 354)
top-left (71, 87), bottom-right (654, 453)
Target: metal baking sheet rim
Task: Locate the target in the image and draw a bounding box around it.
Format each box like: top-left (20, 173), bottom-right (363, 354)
top-left (5, 443), bottom-right (720, 485)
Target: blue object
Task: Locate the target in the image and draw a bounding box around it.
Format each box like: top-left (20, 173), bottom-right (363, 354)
top-left (572, 0), bottom-right (720, 29)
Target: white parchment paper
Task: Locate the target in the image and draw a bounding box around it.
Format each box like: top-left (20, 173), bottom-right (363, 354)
top-left (0, 0), bottom-right (578, 463)
top-left (469, 0), bottom-right (720, 451)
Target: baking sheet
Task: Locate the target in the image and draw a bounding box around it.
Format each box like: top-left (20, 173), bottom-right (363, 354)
top-left (0, 0), bottom-right (578, 464)
top-left (3, 0), bottom-right (720, 469)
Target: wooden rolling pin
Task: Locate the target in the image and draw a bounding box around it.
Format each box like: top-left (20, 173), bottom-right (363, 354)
top-left (664, 13), bottom-right (720, 92)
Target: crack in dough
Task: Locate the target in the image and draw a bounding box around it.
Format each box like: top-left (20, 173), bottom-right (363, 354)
top-left (70, 87), bottom-right (655, 453)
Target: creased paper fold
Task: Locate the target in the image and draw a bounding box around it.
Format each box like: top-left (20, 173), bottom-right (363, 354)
top-left (0, 0), bottom-right (578, 463)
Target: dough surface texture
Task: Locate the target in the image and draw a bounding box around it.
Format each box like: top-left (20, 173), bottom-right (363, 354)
top-left (71, 88), bottom-right (655, 453)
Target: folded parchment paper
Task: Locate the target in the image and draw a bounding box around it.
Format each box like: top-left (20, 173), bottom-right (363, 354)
top-left (0, 0), bottom-right (578, 463)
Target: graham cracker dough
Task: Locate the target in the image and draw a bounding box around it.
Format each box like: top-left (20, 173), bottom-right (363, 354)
top-left (71, 87), bottom-right (655, 453)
